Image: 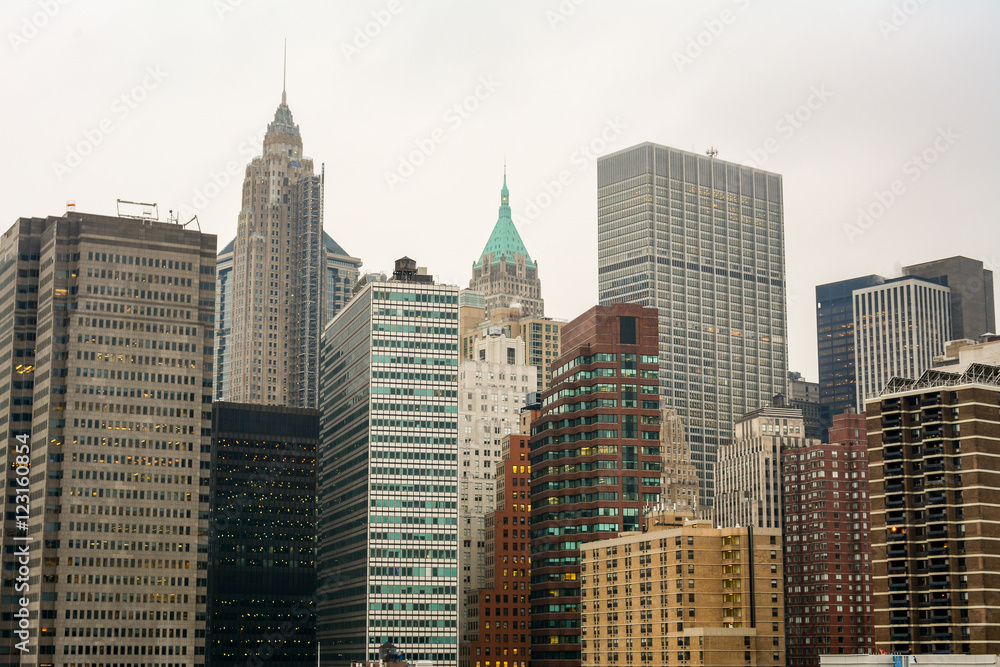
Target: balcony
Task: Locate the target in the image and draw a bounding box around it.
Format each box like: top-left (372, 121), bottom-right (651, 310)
top-left (889, 597), bottom-right (910, 607)
top-left (927, 510), bottom-right (947, 522)
top-left (929, 561), bottom-right (949, 572)
top-left (885, 464), bottom-right (905, 478)
top-left (888, 549), bottom-right (908, 560)
top-left (887, 497), bottom-right (906, 509)
top-left (889, 580), bottom-right (908, 592)
top-left (929, 579), bottom-right (950, 589)
top-left (929, 612), bottom-right (952, 623)
top-left (923, 445), bottom-right (944, 457)
top-left (922, 409), bottom-right (942, 423)
top-left (883, 417), bottom-right (902, 429)
top-left (888, 563), bottom-right (908, 575)
top-left (930, 596), bottom-right (952, 607)
top-left (928, 544), bottom-right (948, 556)
top-left (887, 514), bottom-right (906, 526)
top-left (890, 615), bottom-right (910, 625)
top-left (891, 632), bottom-right (911, 642)
top-left (928, 527), bottom-right (948, 539)
top-left (887, 529), bottom-right (907, 542)
top-left (924, 428), bottom-right (944, 440)
top-left (925, 461), bottom-right (945, 473)
top-left (931, 632), bottom-right (953, 642)
top-left (927, 493), bottom-right (947, 506)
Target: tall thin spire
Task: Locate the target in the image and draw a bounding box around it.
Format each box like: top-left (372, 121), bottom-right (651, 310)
top-left (282, 38), bottom-right (287, 105)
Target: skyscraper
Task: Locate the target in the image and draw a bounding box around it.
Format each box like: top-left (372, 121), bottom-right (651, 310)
top-left (867, 363), bottom-right (1000, 655)
top-left (529, 303), bottom-right (662, 667)
top-left (714, 402), bottom-right (812, 530)
top-left (903, 256), bottom-right (996, 341)
top-left (782, 413), bottom-right (874, 666)
top-left (457, 330), bottom-right (535, 633)
top-left (0, 210), bottom-right (215, 664)
top-left (853, 277), bottom-right (952, 411)
top-left (816, 276), bottom-right (886, 428)
top-left (318, 258), bottom-right (459, 667)
top-left (208, 402), bottom-right (318, 666)
top-left (216, 79), bottom-right (360, 408)
top-left (469, 172), bottom-right (543, 319)
top-left (597, 142), bottom-right (789, 509)
top-left (658, 407), bottom-right (700, 514)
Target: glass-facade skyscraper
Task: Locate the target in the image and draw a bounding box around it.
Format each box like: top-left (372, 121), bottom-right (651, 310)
top-left (317, 258), bottom-right (459, 667)
top-left (596, 142), bottom-right (788, 508)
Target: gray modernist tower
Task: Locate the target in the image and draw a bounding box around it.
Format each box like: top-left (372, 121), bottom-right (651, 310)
top-left (597, 142), bottom-right (789, 508)
top-left (215, 83), bottom-right (360, 408)
top-left (317, 258), bottom-right (459, 667)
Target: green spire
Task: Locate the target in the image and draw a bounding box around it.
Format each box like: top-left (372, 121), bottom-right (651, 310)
top-left (474, 168), bottom-right (535, 270)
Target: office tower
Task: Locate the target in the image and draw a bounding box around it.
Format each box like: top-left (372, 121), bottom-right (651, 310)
top-left (597, 142), bottom-right (789, 510)
top-left (461, 432), bottom-right (531, 667)
top-left (208, 402), bottom-right (318, 666)
top-left (529, 303), bottom-right (662, 667)
top-left (816, 276), bottom-right (887, 428)
top-left (853, 277), bottom-right (952, 412)
top-left (867, 363), bottom-right (1000, 656)
top-left (715, 401), bottom-right (812, 530)
top-left (903, 256), bottom-right (996, 341)
top-left (786, 371), bottom-right (828, 442)
top-left (458, 331), bottom-right (535, 631)
top-left (658, 407), bottom-right (700, 514)
top-left (469, 171), bottom-right (543, 319)
top-left (782, 413), bottom-right (874, 667)
top-left (217, 81), bottom-right (360, 408)
top-left (214, 238), bottom-right (234, 401)
top-left (580, 511), bottom-right (785, 667)
top-left (0, 210), bottom-right (215, 664)
top-left (318, 257), bottom-right (459, 667)
top-left (460, 299), bottom-right (564, 394)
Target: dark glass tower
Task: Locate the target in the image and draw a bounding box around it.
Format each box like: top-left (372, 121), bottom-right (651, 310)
top-left (815, 275), bottom-right (886, 427)
top-left (208, 402), bottom-right (319, 666)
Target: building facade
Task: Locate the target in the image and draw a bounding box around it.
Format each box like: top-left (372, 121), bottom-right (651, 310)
top-left (318, 258), bottom-right (460, 666)
top-left (462, 433), bottom-right (532, 667)
top-left (0, 211), bottom-right (215, 665)
top-left (216, 85), bottom-right (359, 409)
top-left (460, 302), bottom-right (563, 394)
top-left (469, 172), bottom-right (543, 319)
top-left (597, 142), bottom-right (789, 510)
top-left (853, 277), bottom-right (952, 412)
top-left (579, 511), bottom-right (785, 667)
top-left (866, 364), bottom-right (1000, 655)
top-left (658, 407), bottom-right (700, 514)
top-left (782, 413), bottom-right (874, 666)
top-left (903, 257), bottom-right (995, 342)
top-left (208, 402), bottom-right (318, 667)
top-left (788, 371), bottom-right (829, 442)
top-left (529, 303), bottom-right (662, 667)
top-left (816, 275), bottom-right (887, 429)
top-left (715, 403), bottom-right (812, 530)
top-left (458, 332), bottom-right (535, 628)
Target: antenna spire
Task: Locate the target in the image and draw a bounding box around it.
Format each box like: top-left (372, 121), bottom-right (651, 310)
top-left (282, 38), bottom-right (287, 104)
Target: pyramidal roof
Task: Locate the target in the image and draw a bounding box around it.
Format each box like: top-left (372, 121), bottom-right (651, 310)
top-left (474, 170), bottom-right (535, 269)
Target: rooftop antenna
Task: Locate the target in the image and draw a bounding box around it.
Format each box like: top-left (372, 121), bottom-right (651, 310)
top-left (706, 146), bottom-right (719, 158)
top-left (282, 38), bottom-right (287, 104)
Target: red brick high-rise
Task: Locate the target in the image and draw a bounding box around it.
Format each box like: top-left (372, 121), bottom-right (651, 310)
top-left (529, 304), bottom-right (662, 667)
top-left (463, 432), bottom-right (532, 667)
top-left (782, 413), bottom-right (874, 665)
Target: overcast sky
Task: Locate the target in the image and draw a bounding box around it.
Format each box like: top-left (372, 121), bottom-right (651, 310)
top-left (3, 0), bottom-right (998, 381)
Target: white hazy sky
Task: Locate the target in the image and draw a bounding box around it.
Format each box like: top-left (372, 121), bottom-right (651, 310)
top-left (3, 0), bottom-right (998, 381)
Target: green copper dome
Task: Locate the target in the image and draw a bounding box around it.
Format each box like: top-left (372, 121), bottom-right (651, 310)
top-left (474, 171), bottom-right (536, 269)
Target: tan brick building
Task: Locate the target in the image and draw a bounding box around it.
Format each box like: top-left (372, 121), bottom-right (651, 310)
top-left (579, 511), bottom-right (784, 667)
